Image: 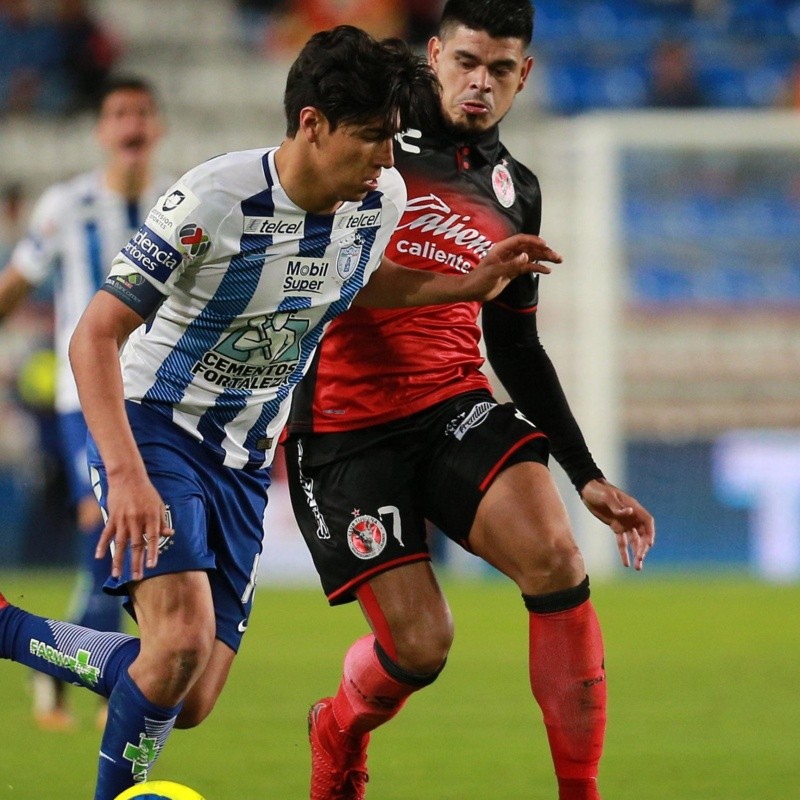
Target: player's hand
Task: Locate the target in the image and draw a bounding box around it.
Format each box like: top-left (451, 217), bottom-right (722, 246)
top-left (579, 478), bottom-right (655, 570)
top-left (95, 470), bottom-right (174, 581)
top-left (471, 234), bottom-right (562, 301)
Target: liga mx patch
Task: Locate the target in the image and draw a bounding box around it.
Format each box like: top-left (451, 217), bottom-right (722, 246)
top-left (122, 225), bottom-right (183, 283)
top-left (347, 512), bottom-right (387, 560)
top-left (179, 224), bottom-right (211, 259)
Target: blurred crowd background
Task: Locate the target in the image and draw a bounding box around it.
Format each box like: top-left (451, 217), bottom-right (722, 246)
top-left (1, 0), bottom-right (799, 580)
top-left (2, 0), bottom-right (800, 117)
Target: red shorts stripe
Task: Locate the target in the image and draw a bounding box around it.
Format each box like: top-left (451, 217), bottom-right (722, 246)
top-left (478, 431), bottom-right (548, 492)
top-left (328, 553), bottom-right (431, 605)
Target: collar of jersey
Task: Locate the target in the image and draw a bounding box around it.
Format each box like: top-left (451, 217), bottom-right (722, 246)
top-left (418, 110), bottom-right (503, 165)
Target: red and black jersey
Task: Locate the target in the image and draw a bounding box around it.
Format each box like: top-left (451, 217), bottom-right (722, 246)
top-left (288, 115), bottom-right (603, 491)
top-left (289, 119), bottom-right (540, 427)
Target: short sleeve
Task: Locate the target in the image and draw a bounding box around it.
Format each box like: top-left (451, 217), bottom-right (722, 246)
top-left (109, 167), bottom-right (222, 295)
top-left (10, 184), bottom-right (67, 286)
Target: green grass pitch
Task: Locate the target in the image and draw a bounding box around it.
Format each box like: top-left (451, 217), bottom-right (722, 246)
top-left (0, 570), bottom-right (798, 799)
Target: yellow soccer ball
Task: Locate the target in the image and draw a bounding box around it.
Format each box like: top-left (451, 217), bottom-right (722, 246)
top-left (16, 348), bottom-right (56, 410)
top-left (114, 781), bottom-right (206, 800)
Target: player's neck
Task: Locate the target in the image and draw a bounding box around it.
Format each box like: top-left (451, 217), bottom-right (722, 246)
top-left (274, 140), bottom-right (341, 216)
top-left (104, 162), bottom-right (151, 201)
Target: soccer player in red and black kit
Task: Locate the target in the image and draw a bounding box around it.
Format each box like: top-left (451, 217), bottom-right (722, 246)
top-left (285, 2), bottom-right (655, 798)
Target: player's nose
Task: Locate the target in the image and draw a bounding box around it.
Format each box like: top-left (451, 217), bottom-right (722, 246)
top-left (470, 66), bottom-right (492, 92)
top-left (376, 138), bottom-right (394, 169)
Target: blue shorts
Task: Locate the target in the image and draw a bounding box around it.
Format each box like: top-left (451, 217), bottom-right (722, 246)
top-left (88, 401), bottom-right (272, 652)
top-left (58, 410), bottom-right (93, 505)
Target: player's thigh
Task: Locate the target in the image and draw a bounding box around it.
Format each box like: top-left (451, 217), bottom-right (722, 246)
top-left (424, 394), bottom-right (549, 545)
top-left (470, 461), bottom-right (584, 592)
top-left (129, 570), bottom-right (216, 658)
top-left (285, 434), bottom-right (430, 606)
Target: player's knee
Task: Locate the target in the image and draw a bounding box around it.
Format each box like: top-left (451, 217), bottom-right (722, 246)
top-left (392, 610), bottom-right (454, 674)
top-left (158, 628), bottom-right (215, 696)
top-left (519, 530), bottom-right (585, 594)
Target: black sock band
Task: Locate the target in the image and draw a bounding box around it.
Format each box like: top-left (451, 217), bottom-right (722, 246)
top-left (373, 640), bottom-right (445, 688)
top-left (522, 575), bottom-right (591, 614)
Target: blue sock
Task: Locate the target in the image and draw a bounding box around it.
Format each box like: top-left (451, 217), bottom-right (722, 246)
top-left (0, 604), bottom-right (139, 697)
top-left (95, 669), bottom-right (182, 800)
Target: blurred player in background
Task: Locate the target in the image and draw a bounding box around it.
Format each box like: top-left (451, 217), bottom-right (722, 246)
top-left (284, 2), bottom-right (655, 799)
top-left (0, 25), bottom-right (556, 800)
top-left (0, 75), bottom-right (168, 731)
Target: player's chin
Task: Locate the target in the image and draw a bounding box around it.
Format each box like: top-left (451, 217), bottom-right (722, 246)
top-left (451, 116), bottom-right (494, 137)
top-left (342, 186), bottom-right (370, 202)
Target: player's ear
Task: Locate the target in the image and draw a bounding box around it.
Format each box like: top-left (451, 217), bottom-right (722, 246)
top-left (517, 56), bottom-right (534, 93)
top-left (428, 36), bottom-right (442, 70)
top-left (298, 107), bottom-right (325, 144)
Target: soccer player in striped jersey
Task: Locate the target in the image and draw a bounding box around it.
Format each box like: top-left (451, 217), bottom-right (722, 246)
top-left (0, 25), bottom-right (559, 800)
top-left (0, 76), bottom-right (169, 731)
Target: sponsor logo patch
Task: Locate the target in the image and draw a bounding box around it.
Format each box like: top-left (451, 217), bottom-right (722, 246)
top-left (179, 223), bottom-right (211, 259)
top-left (162, 190), bottom-right (186, 211)
top-left (296, 440), bottom-right (330, 540)
top-left (29, 641), bottom-right (100, 686)
top-left (123, 733), bottom-right (159, 783)
top-left (396, 193), bottom-right (495, 267)
top-left (147, 184), bottom-right (201, 234)
top-left (122, 225), bottom-right (183, 283)
top-left (334, 209), bottom-right (382, 231)
top-left (445, 401), bottom-right (496, 440)
top-left (191, 312), bottom-right (309, 390)
top-left (347, 511), bottom-right (388, 560)
top-left (243, 215), bottom-right (304, 236)
top-left (283, 257), bottom-right (330, 295)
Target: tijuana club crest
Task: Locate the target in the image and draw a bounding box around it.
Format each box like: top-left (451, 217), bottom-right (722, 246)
top-left (492, 162), bottom-right (516, 208)
top-left (347, 512), bottom-right (388, 559)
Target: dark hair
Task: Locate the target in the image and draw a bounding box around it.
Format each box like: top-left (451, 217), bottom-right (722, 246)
top-left (440, 0), bottom-right (534, 46)
top-left (97, 76), bottom-right (159, 112)
top-left (283, 25), bottom-right (439, 138)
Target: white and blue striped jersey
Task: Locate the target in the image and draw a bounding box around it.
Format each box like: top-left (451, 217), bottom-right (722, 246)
top-left (108, 147), bottom-right (406, 470)
top-left (11, 170), bottom-right (173, 414)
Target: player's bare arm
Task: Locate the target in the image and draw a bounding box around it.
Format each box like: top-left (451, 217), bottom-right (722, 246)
top-left (354, 232), bottom-right (562, 308)
top-left (0, 264), bottom-right (34, 322)
top-left (579, 478), bottom-right (655, 570)
top-left (69, 291), bottom-right (173, 580)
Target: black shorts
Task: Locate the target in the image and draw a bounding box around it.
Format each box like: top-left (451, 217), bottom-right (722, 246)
top-left (284, 390), bottom-right (549, 604)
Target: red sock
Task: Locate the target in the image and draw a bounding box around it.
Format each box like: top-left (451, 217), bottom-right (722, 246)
top-left (330, 634), bottom-right (418, 739)
top-left (528, 598), bottom-right (606, 800)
